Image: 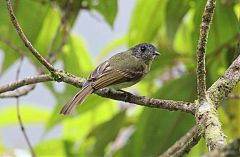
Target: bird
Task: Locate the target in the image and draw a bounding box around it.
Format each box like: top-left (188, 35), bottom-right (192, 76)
top-left (60, 43), bottom-right (160, 115)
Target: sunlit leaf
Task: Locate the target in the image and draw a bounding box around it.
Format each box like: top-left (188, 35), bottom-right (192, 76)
top-left (87, 110), bottom-right (126, 156)
top-left (35, 139), bottom-right (65, 156)
top-left (45, 85), bottom-right (117, 132)
top-left (165, 0), bottom-right (190, 46)
top-left (63, 100), bottom-right (117, 141)
top-left (173, 8), bottom-right (195, 54)
top-left (61, 34), bottom-right (93, 77)
top-left (128, 0), bottom-right (167, 46)
top-left (0, 105), bottom-right (49, 126)
top-left (186, 138), bottom-right (207, 157)
top-left (34, 8), bottom-right (61, 57)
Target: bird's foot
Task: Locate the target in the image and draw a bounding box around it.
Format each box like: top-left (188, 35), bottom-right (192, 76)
top-left (118, 90), bottom-right (131, 102)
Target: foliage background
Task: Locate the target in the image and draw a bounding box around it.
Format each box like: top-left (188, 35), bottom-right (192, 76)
top-left (0, 0), bottom-right (239, 156)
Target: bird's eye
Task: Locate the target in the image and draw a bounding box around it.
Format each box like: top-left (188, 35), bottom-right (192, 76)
top-left (140, 46), bottom-right (146, 52)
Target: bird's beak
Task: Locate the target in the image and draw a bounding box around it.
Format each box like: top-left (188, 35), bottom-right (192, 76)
top-left (153, 50), bottom-right (160, 56)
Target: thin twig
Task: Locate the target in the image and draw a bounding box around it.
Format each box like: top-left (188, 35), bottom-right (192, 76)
top-left (0, 74), bottom-right (53, 93)
top-left (15, 57), bottom-right (36, 157)
top-left (173, 131), bottom-right (201, 157)
top-left (159, 126), bottom-right (199, 157)
top-left (196, 0), bottom-right (216, 102)
top-left (5, 0), bottom-right (56, 73)
top-left (0, 85), bottom-right (36, 98)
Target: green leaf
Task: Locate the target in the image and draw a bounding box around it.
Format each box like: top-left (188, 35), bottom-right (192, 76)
top-left (87, 110), bottom-right (126, 156)
top-left (34, 8), bottom-right (61, 57)
top-left (186, 138), bottom-right (207, 156)
top-left (128, 0), bottom-right (167, 46)
top-left (212, 0), bottom-right (239, 50)
top-left (0, 47), bottom-right (19, 75)
top-left (154, 73), bottom-right (197, 101)
top-left (208, 50), bottom-right (228, 85)
top-left (0, 105), bottom-right (49, 126)
top-left (61, 34), bottom-right (93, 77)
top-left (173, 9), bottom-right (195, 54)
top-left (0, 0), bottom-right (51, 74)
top-left (114, 110), bottom-right (195, 157)
top-left (93, 0), bottom-right (118, 26)
top-left (63, 140), bottom-right (76, 157)
top-left (62, 98), bottom-right (117, 140)
top-left (35, 139), bottom-right (65, 156)
top-left (165, 0), bottom-right (190, 46)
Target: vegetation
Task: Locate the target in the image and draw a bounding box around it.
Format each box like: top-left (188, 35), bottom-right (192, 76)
top-left (0, 0), bottom-right (239, 156)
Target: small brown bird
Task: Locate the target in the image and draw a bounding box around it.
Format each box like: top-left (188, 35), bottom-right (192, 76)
top-left (60, 43), bottom-right (160, 115)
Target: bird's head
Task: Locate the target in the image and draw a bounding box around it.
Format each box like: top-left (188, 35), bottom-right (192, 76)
top-left (131, 43), bottom-right (160, 63)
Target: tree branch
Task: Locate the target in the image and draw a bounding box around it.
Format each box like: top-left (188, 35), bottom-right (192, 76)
top-left (196, 0), bottom-right (215, 102)
top-left (0, 85), bottom-right (35, 98)
top-left (0, 74), bottom-right (53, 93)
top-left (5, 0), bottom-right (56, 73)
top-left (207, 54), bottom-right (240, 107)
top-left (160, 49), bottom-right (240, 155)
top-left (174, 130), bottom-right (201, 157)
top-left (205, 138), bottom-right (240, 157)
top-left (0, 73), bottom-right (195, 113)
top-left (96, 89), bottom-right (195, 114)
top-left (194, 0), bottom-right (227, 151)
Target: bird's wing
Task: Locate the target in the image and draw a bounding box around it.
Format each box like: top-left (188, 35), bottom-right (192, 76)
top-left (86, 61), bottom-right (144, 90)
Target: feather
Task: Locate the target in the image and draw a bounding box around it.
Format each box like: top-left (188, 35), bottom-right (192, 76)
top-left (60, 85), bottom-right (93, 115)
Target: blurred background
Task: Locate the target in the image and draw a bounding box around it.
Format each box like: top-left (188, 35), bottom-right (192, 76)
top-left (0, 0), bottom-right (239, 156)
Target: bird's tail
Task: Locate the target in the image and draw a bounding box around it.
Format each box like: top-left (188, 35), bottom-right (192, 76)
top-left (60, 85), bottom-right (93, 115)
